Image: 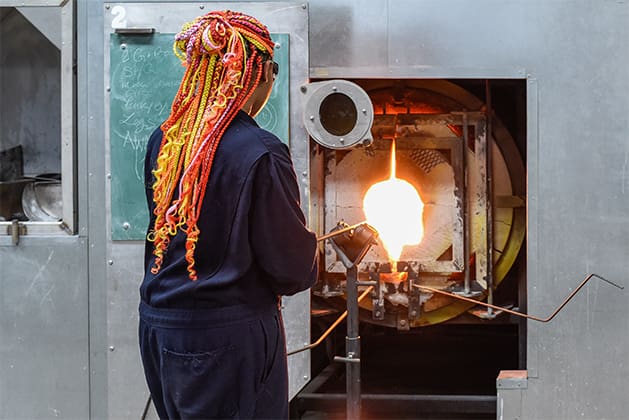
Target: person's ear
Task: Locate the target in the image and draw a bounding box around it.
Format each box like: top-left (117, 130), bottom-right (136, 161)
top-left (261, 60), bottom-right (273, 83)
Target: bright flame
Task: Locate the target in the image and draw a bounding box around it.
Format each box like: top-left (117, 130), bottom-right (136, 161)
top-left (363, 140), bottom-right (424, 263)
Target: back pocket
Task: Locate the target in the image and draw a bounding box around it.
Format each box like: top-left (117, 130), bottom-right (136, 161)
top-left (162, 346), bottom-right (239, 418)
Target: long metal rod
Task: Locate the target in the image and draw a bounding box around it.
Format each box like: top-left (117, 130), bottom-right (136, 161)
top-left (296, 393), bottom-right (496, 414)
top-left (345, 266), bottom-right (361, 419)
top-left (316, 222), bottom-right (368, 242)
top-left (462, 113), bottom-right (471, 295)
top-left (287, 286), bottom-right (374, 356)
top-left (484, 80), bottom-right (495, 311)
top-left (415, 273), bottom-right (623, 323)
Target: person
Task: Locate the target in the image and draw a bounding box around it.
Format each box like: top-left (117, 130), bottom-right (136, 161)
top-left (138, 10), bottom-right (318, 419)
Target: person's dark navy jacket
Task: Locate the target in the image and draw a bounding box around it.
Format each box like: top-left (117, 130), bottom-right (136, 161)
top-left (141, 110), bottom-right (318, 309)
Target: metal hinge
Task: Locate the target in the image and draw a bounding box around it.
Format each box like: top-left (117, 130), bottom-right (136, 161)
top-left (7, 220), bottom-right (27, 246)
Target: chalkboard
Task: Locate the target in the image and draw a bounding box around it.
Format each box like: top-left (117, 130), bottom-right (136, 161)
top-left (109, 33), bottom-right (290, 240)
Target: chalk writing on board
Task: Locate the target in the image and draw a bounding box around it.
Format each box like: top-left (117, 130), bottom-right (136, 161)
top-left (110, 34), bottom-right (183, 240)
top-left (109, 33), bottom-right (290, 240)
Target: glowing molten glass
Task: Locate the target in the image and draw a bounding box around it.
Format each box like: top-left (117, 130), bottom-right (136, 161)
top-left (363, 140), bottom-right (424, 262)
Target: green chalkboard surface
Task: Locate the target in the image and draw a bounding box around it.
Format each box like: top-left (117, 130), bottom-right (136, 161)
top-left (109, 33), bottom-right (290, 240)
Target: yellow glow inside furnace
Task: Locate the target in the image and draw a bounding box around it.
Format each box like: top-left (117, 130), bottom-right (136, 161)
top-left (363, 140), bottom-right (424, 263)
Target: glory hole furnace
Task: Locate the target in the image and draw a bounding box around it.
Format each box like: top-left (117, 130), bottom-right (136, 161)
top-left (296, 78), bottom-right (527, 418)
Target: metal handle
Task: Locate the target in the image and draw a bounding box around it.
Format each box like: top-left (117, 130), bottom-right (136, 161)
top-left (114, 27), bottom-right (155, 34)
top-left (334, 354), bottom-right (361, 363)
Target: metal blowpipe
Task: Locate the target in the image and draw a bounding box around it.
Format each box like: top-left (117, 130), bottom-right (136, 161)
top-left (415, 273), bottom-right (623, 323)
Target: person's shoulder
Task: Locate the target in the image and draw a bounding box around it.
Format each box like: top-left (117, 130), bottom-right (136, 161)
top-left (226, 112), bottom-right (289, 157)
top-left (255, 129), bottom-right (289, 157)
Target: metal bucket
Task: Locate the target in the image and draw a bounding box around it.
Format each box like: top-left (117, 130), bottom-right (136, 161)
top-left (21, 174), bottom-right (63, 221)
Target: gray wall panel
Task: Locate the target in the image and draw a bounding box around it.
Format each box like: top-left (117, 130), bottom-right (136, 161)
top-left (387, 0), bottom-right (536, 70)
top-left (0, 238), bottom-right (89, 419)
top-left (106, 242), bottom-right (147, 419)
top-left (310, 0), bottom-right (387, 69)
top-left (531, 10), bottom-right (629, 416)
top-left (81, 0), bottom-right (110, 417)
top-left (1, 1), bottom-right (88, 419)
top-left (308, 0), bottom-right (629, 418)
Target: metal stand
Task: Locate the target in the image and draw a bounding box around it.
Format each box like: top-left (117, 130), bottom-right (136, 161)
top-left (291, 266), bottom-right (369, 419)
top-left (333, 266), bottom-right (361, 419)
top-left (326, 222), bottom-right (378, 420)
top-left (288, 222), bottom-right (378, 419)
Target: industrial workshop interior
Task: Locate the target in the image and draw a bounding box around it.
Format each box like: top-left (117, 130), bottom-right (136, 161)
top-left (1, 1), bottom-right (628, 419)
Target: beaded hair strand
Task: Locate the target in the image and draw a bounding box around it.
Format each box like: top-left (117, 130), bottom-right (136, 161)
top-left (147, 10), bottom-right (275, 280)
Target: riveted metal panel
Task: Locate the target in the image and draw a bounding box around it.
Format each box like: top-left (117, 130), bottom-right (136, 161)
top-left (0, 0), bottom-right (88, 418)
top-left (309, 0), bottom-right (387, 70)
top-left (81, 1), bottom-right (110, 418)
top-left (0, 237), bottom-right (89, 419)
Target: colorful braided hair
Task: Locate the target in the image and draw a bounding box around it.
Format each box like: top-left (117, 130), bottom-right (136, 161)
top-left (147, 10), bottom-right (275, 280)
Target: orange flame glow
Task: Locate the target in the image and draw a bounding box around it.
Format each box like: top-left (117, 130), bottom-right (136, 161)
top-left (363, 140), bottom-right (424, 264)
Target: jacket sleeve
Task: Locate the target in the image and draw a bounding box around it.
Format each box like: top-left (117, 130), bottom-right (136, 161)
top-left (144, 127), bottom-right (162, 218)
top-left (143, 127), bottom-right (162, 272)
top-left (249, 142), bottom-right (318, 296)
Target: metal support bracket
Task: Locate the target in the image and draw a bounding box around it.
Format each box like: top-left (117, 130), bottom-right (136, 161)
top-left (7, 220), bottom-right (27, 245)
top-left (370, 271), bottom-right (385, 320)
top-left (469, 306), bottom-right (504, 320)
top-left (396, 311), bottom-right (410, 331)
top-left (408, 287), bottom-right (421, 321)
top-left (451, 282), bottom-right (484, 298)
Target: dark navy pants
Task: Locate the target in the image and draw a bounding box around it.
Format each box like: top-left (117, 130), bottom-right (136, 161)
top-left (139, 302), bottom-right (288, 420)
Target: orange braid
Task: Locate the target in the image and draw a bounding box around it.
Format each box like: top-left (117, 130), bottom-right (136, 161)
top-left (148, 11), bottom-right (274, 280)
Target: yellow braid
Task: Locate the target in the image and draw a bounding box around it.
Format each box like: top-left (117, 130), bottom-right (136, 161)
top-left (148, 10), bottom-right (274, 280)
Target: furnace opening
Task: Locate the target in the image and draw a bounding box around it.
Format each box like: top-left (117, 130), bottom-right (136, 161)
top-left (302, 78), bottom-right (527, 416)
